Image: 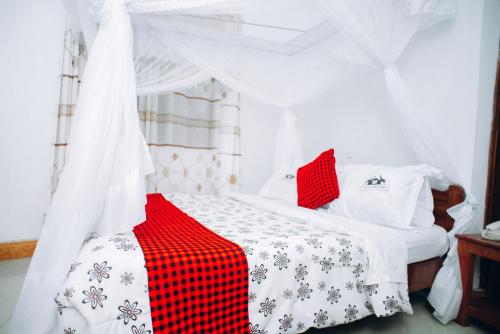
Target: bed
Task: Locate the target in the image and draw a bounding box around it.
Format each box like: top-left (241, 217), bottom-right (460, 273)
top-left (53, 186), bottom-right (464, 334)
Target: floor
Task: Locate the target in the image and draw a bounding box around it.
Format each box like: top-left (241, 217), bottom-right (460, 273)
top-left (0, 258), bottom-right (496, 334)
top-left (0, 258), bottom-right (31, 334)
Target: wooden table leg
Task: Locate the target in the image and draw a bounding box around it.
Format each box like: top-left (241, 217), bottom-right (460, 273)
top-left (457, 242), bottom-right (474, 326)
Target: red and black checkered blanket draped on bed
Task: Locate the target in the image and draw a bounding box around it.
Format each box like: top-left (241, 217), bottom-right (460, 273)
top-left (134, 194), bottom-right (249, 334)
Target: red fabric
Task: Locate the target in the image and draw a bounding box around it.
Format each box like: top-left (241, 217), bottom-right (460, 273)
top-left (297, 148), bottom-right (340, 209)
top-left (134, 194), bottom-right (249, 334)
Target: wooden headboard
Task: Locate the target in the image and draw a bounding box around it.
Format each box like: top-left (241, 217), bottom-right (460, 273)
top-left (431, 185), bottom-right (466, 232)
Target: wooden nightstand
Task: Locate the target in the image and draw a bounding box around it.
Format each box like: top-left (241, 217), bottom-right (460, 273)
top-left (456, 234), bottom-right (500, 330)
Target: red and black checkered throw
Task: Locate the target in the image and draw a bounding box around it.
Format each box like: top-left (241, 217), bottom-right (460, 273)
top-left (134, 194), bottom-right (249, 333)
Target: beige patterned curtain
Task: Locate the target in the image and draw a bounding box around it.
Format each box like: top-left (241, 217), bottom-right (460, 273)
top-left (51, 24), bottom-right (86, 195)
top-left (139, 79), bottom-right (241, 194)
top-left (51, 29), bottom-right (241, 196)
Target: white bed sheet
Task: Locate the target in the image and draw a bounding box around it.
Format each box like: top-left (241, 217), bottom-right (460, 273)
top-left (270, 197), bottom-right (449, 265)
top-left (316, 214), bottom-right (449, 264)
top-left (396, 225), bottom-right (449, 264)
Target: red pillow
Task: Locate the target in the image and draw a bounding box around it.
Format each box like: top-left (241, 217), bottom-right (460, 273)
top-left (297, 148), bottom-right (340, 209)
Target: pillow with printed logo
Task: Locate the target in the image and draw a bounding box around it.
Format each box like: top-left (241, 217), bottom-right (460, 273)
top-left (296, 148), bottom-right (340, 209)
top-left (259, 166), bottom-right (300, 204)
top-left (328, 164), bottom-right (435, 229)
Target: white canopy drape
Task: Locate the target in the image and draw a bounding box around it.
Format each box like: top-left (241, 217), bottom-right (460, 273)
top-left (11, 1), bottom-right (466, 332)
top-left (320, 1), bottom-right (472, 323)
top-left (11, 0), bottom-right (153, 332)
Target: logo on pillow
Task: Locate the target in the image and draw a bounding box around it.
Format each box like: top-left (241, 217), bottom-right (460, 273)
top-left (362, 175), bottom-right (389, 191)
top-left (285, 174), bottom-right (296, 180)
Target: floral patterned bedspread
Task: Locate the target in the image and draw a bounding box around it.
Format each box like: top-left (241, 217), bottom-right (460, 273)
top-left (55, 194), bottom-right (412, 334)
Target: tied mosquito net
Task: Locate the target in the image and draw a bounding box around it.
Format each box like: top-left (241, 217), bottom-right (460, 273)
top-left (11, 1), bottom-right (475, 332)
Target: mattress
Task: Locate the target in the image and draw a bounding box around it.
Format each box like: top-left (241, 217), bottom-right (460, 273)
top-left (398, 225), bottom-right (449, 264)
top-left (345, 221), bottom-right (449, 264)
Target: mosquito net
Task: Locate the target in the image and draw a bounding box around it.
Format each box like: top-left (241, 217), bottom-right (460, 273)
top-left (11, 1), bottom-right (470, 332)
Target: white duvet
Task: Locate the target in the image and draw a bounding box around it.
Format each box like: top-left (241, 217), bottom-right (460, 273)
top-left (54, 194), bottom-right (412, 334)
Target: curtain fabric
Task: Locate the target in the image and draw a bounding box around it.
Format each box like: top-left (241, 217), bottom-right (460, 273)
top-left (11, 0), bottom-right (153, 332)
top-left (50, 30), bottom-right (241, 197)
top-left (134, 25), bottom-right (212, 96)
top-left (143, 21), bottom-right (345, 168)
top-left (320, 0), bottom-right (468, 323)
top-left (139, 80), bottom-right (241, 194)
top-left (67, 1), bottom-right (458, 172)
top-left (28, 17), bottom-right (239, 334)
top-left (321, 0), bottom-right (460, 182)
top-left (124, 9), bottom-right (348, 169)
top-left (51, 24), bottom-right (86, 195)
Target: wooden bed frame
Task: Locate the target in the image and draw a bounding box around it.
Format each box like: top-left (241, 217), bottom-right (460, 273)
top-left (407, 185), bottom-right (466, 292)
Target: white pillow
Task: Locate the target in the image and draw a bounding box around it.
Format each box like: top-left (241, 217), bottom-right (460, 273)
top-left (258, 166), bottom-right (298, 204)
top-left (411, 178), bottom-right (435, 227)
top-left (328, 164), bottom-right (436, 229)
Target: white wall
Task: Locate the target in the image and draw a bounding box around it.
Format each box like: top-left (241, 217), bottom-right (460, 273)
top-left (299, 65), bottom-right (417, 167)
top-left (0, 0), bottom-right (65, 242)
top-left (471, 0), bottom-right (500, 227)
top-left (239, 96), bottom-right (281, 193)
